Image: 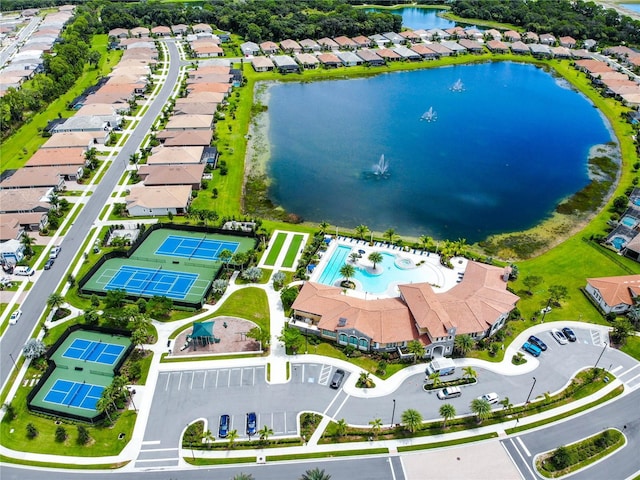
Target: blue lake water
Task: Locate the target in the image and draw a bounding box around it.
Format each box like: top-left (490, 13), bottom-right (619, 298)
top-left (266, 62), bottom-right (613, 242)
top-left (621, 4), bottom-right (640, 13)
top-left (366, 7), bottom-right (455, 30)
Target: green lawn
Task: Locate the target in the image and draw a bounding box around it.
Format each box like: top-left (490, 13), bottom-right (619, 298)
top-left (282, 234), bottom-right (304, 268)
top-left (264, 232), bottom-right (287, 265)
top-left (308, 342), bottom-right (407, 379)
top-left (206, 287), bottom-right (270, 332)
top-left (621, 336), bottom-right (640, 361)
top-left (1, 35), bottom-right (122, 173)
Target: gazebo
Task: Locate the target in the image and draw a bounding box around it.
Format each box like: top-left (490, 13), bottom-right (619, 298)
top-left (189, 321), bottom-right (220, 348)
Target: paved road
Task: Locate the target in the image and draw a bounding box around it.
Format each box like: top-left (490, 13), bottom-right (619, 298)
top-left (0, 40), bottom-right (182, 391)
top-left (503, 386), bottom-right (640, 480)
top-left (0, 15), bottom-right (41, 68)
top-left (1, 456), bottom-right (404, 480)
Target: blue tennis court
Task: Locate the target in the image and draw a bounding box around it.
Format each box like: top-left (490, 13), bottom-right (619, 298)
top-left (44, 379), bottom-right (105, 410)
top-left (62, 338), bottom-right (125, 365)
top-left (101, 265), bottom-right (200, 300)
top-left (155, 235), bottom-right (239, 261)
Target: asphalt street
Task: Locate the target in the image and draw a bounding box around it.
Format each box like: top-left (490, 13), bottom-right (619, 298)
top-left (0, 39), bottom-right (183, 391)
top-left (0, 16), bottom-right (41, 68)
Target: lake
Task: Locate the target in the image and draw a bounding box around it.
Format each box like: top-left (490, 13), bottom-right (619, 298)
top-left (620, 3), bottom-right (640, 13)
top-left (265, 62), bottom-right (613, 242)
top-left (365, 7), bottom-right (455, 30)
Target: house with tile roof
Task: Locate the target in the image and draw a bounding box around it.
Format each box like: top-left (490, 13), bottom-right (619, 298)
top-left (138, 163), bottom-right (205, 190)
top-left (292, 261), bottom-right (518, 357)
top-left (125, 185), bottom-right (192, 217)
top-left (585, 275), bottom-right (640, 314)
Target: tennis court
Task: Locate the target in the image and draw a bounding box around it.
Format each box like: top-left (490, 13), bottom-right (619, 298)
top-left (43, 379), bottom-right (105, 411)
top-left (155, 235), bottom-right (239, 261)
top-left (62, 338), bottom-right (125, 365)
top-left (97, 265), bottom-right (206, 300)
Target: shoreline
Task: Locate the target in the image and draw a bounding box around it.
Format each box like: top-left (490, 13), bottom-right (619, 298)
top-left (244, 81), bottom-right (272, 181)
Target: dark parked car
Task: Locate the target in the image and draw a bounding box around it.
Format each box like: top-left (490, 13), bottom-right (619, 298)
top-left (562, 327), bottom-right (577, 342)
top-left (330, 369), bottom-right (345, 389)
top-left (246, 412), bottom-right (257, 436)
top-left (218, 414), bottom-right (230, 438)
top-left (44, 258), bottom-right (55, 270)
top-left (528, 335), bottom-right (547, 351)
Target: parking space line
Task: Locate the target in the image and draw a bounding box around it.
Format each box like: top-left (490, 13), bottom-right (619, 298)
top-left (141, 440), bottom-right (161, 445)
top-left (203, 371), bottom-right (207, 388)
top-left (517, 436), bottom-right (531, 456)
top-left (253, 367), bottom-right (256, 385)
top-left (611, 365), bottom-right (623, 375)
top-left (164, 374), bottom-right (170, 391)
top-left (177, 372), bottom-right (183, 390)
top-left (240, 367), bottom-right (243, 385)
top-left (190, 372), bottom-right (195, 389)
top-left (618, 364), bottom-right (640, 378)
top-left (625, 372), bottom-right (640, 385)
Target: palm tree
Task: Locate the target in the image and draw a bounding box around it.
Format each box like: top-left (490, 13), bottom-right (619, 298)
top-left (470, 398), bottom-right (492, 424)
top-left (401, 409), bottom-right (423, 433)
top-left (47, 293), bottom-right (65, 310)
top-left (258, 425), bottom-right (273, 442)
top-left (368, 251), bottom-right (383, 270)
top-left (369, 418), bottom-right (383, 438)
top-left (319, 221), bottom-right (330, 234)
top-left (20, 234), bottom-right (35, 257)
top-left (454, 334), bottom-right (474, 356)
top-left (354, 224), bottom-right (369, 240)
top-left (349, 252), bottom-right (360, 264)
top-left (499, 396), bottom-right (513, 412)
top-left (463, 366), bottom-right (477, 380)
top-left (339, 263), bottom-right (355, 286)
top-left (203, 429), bottom-right (215, 448)
top-left (96, 396), bottom-right (113, 424)
top-left (406, 340), bottom-right (425, 363)
top-left (335, 418), bottom-right (348, 437)
top-left (383, 228), bottom-right (397, 245)
top-left (419, 235), bottom-right (434, 251)
top-left (300, 467), bottom-right (331, 480)
top-left (453, 238), bottom-right (467, 256)
top-left (219, 249), bottom-right (233, 270)
top-left (227, 429), bottom-right (238, 449)
top-left (428, 371), bottom-right (442, 388)
top-left (358, 371), bottom-right (374, 388)
top-left (439, 403), bottom-right (456, 428)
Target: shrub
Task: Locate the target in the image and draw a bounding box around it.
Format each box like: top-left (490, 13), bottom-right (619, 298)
top-left (77, 425), bottom-right (90, 445)
top-left (26, 423), bottom-right (38, 439)
top-left (55, 425), bottom-right (67, 442)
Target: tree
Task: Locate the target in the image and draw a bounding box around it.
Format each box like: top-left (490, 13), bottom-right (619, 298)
top-left (318, 222), bottom-right (330, 234)
top-left (454, 334), bottom-right (473, 356)
top-left (105, 289), bottom-right (127, 309)
top-left (548, 284), bottom-right (569, 306)
top-left (203, 429), bottom-right (215, 448)
top-left (76, 425), bottom-right (90, 445)
top-left (211, 279), bottom-right (229, 296)
top-left (439, 403), bottom-right (456, 428)
top-left (339, 263), bottom-right (355, 285)
top-left (383, 228), bottom-right (397, 244)
top-left (55, 425), bottom-right (67, 442)
top-left (227, 429), bottom-right (238, 449)
top-left (419, 235), bottom-right (435, 251)
top-left (406, 340), bottom-right (425, 363)
top-left (280, 286), bottom-right (299, 310)
top-left (551, 445), bottom-right (572, 470)
top-left (26, 423), bottom-right (38, 439)
top-left (369, 418), bottom-right (382, 438)
top-left (300, 468), bottom-right (331, 480)
top-left (241, 266), bottom-right (263, 282)
top-left (23, 339), bottom-right (46, 359)
top-left (272, 271), bottom-right (286, 289)
top-left (357, 371), bottom-right (374, 388)
top-left (146, 296), bottom-right (173, 318)
top-left (219, 248), bottom-right (234, 270)
top-left (499, 396), bottom-right (513, 412)
top-left (349, 252), bottom-right (360, 264)
top-left (258, 424), bottom-right (273, 442)
top-left (2, 402), bottom-right (16, 422)
top-left (470, 398), bottom-right (492, 423)
top-left (83, 308), bottom-right (99, 326)
top-left (523, 274), bottom-right (543, 295)
top-left (462, 366), bottom-right (477, 380)
top-left (20, 234), bottom-right (35, 257)
top-left (611, 317), bottom-right (633, 345)
top-left (278, 325), bottom-right (304, 354)
top-left (355, 224), bottom-right (369, 240)
top-left (368, 251), bottom-right (383, 270)
top-left (335, 418), bottom-right (348, 437)
top-left (401, 409), bottom-right (423, 433)
top-left (96, 395), bottom-right (114, 424)
top-left (47, 292), bottom-right (65, 310)
top-left (428, 371), bottom-right (442, 388)
top-left (246, 327), bottom-right (270, 350)
top-left (130, 327), bottom-right (147, 352)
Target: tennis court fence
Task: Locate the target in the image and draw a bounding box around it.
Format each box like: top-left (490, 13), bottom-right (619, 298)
top-left (90, 369), bottom-right (112, 377)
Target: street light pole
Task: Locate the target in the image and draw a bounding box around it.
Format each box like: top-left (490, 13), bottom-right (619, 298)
top-left (525, 377), bottom-right (537, 404)
top-left (390, 399), bottom-right (396, 428)
top-left (594, 342), bottom-right (608, 370)
top-left (8, 353), bottom-right (17, 370)
top-left (540, 298), bottom-right (552, 323)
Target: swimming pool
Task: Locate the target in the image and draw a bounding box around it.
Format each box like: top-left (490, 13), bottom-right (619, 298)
top-left (621, 216), bottom-right (637, 228)
top-left (611, 237), bottom-right (627, 250)
top-left (316, 245), bottom-right (439, 294)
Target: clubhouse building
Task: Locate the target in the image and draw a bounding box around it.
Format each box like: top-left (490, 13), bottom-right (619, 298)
top-left (290, 261), bottom-right (519, 358)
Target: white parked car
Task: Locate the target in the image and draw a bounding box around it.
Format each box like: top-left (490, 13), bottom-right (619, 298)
top-left (551, 328), bottom-right (568, 345)
top-left (9, 309), bottom-right (22, 325)
top-left (50, 246), bottom-right (61, 259)
top-left (478, 392), bottom-right (500, 404)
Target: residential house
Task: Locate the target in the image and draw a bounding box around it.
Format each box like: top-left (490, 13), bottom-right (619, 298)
top-left (550, 46), bottom-right (571, 59)
top-left (559, 36), bottom-right (576, 48)
top-left (161, 130), bottom-right (213, 147)
top-left (410, 44), bottom-right (438, 60)
top-left (369, 34), bottom-right (391, 47)
top-left (334, 36), bottom-right (357, 50)
top-left (0, 167), bottom-right (65, 191)
top-left (484, 29), bottom-right (502, 41)
top-left (383, 32), bottom-right (405, 45)
top-left (503, 30), bottom-right (521, 42)
top-left (523, 32), bottom-right (539, 43)
top-left (187, 73), bottom-right (232, 85)
top-left (146, 146), bottom-right (205, 165)
top-left (0, 212), bottom-right (47, 233)
top-left (317, 53), bottom-right (342, 68)
top-left (192, 23), bottom-right (212, 34)
top-left (464, 28), bottom-right (483, 40)
top-left (0, 239), bottom-right (25, 264)
top-left (585, 275), bottom-right (640, 314)
top-left (458, 38), bottom-right (484, 54)
top-left (356, 49), bottom-right (385, 66)
top-left (240, 41), bottom-right (260, 57)
top-left (165, 114), bottom-right (214, 131)
top-left (138, 163), bottom-right (206, 190)
top-left (399, 30), bottom-right (421, 44)
top-left (260, 41), bottom-right (279, 55)
top-left (393, 46), bottom-right (421, 61)
top-left (299, 39), bottom-right (321, 52)
top-left (175, 91), bottom-right (225, 104)
top-left (0, 216), bottom-right (24, 242)
top-left (486, 40), bottom-right (509, 54)
top-left (440, 41), bottom-right (467, 55)
top-left (280, 39), bottom-right (302, 53)
top-left (539, 33), bottom-right (556, 45)
top-left (529, 43), bottom-right (552, 58)
top-left (52, 116), bottom-right (111, 133)
top-left (171, 24), bottom-right (188, 36)
top-left (41, 132), bottom-right (101, 149)
top-left (108, 28), bottom-right (128, 39)
top-left (151, 26), bottom-right (171, 37)
top-left (426, 43), bottom-right (453, 57)
top-left (0, 188), bottom-right (52, 214)
top-left (427, 29), bottom-right (450, 41)
top-left (445, 26), bottom-right (465, 39)
top-left (251, 56), bottom-right (275, 72)
top-left (351, 36), bottom-right (372, 48)
top-left (510, 41), bottom-right (530, 55)
top-left (192, 43), bottom-right (223, 57)
top-left (272, 55), bottom-right (300, 73)
top-left (317, 37), bottom-right (339, 50)
top-left (336, 51), bottom-right (363, 67)
top-left (173, 102), bottom-right (218, 115)
top-left (130, 26), bottom-right (149, 38)
top-left (376, 48), bottom-right (402, 62)
top-left (294, 53), bottom-right (320, 69)
top-left (186, 82), bottom-right (232, 95)
top-left (125, 185), bottom-right (192, 217)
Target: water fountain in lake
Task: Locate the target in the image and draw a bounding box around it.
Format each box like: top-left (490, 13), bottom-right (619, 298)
top-left (450, 78), bottom-right (465, 92)
top-left (371, 154), bottom-right (390, 179)
top-left (421, 106), bottom-right (437, 122)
